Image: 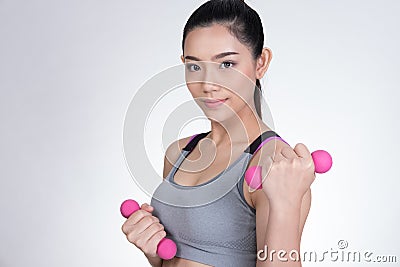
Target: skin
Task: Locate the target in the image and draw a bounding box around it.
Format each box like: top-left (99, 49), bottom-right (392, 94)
top-left (122, 23), bottom-right (313, 267)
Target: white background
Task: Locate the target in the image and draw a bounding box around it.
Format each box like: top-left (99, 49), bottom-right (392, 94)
top-left (0, 0), bottom-right (399, 266)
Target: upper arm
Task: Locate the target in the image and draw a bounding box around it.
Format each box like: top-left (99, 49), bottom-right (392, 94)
top-left (249, 139), bottom-right (312, 254)
top-left (162, 136), bottom-right (193, 179)
top-left (253, 189), bottom-right (311, 250)
top-left (250, 139), bottom-right (287, 254)
top-left (253, 189), bottom-right (311, 267)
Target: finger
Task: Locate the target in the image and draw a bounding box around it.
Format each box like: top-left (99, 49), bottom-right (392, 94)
top-left (141, 203), bottom-right (154, 213)
top-left (293, 143), bottom-right (311, 159)
top-left (293, 143), bottom-right (313, 167)
top-left (280, 146), bottom-right (298, 160)
top-left (122, 211), bottom-right (157, 235)
top-left (140, 222), bottom-right (165, 246)
top-left (129, 210), bottom-right (154, 225)
top-left (272, 151), bottom-right (285, 162)
top-left (146, 229), bottom-right (167, 254)
top-left (134, 215), bottom-right (160, 236)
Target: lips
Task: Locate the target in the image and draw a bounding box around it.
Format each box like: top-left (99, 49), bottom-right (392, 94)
top-left (204, 98), bottom-right (226, 103)
top-left (203, 98), bottom-right (228, 108)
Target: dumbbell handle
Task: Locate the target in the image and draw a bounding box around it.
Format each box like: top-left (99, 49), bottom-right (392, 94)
top-left (245, 149), bottom-right (332, 190)
top-left (120, 199), bottom-right (177, 260)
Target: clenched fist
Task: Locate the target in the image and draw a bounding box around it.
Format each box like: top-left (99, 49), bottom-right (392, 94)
top-left (261, 143), bottom-right (316, 208)
top-left (121, 203), bottom-right (167, 258)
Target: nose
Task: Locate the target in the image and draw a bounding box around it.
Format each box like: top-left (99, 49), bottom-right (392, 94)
top-left (202, 82), bottom-right (220, 94)
top-left (202, 69), bottom-right (220, 94)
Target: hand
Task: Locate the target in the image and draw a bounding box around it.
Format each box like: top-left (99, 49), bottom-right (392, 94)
top-left (261, 143), bottom-right (316, 209)
top-left (121, 203), bottom-right (166, 258)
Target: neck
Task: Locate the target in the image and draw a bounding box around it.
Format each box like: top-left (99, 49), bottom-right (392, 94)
top-left (207, 106), bottom-right (271, 148)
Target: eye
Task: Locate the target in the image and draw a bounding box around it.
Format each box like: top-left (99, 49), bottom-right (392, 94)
top-left (220, 61), bottom-right (236, 69)
top-left (186, 63), bottom-right (201, 72)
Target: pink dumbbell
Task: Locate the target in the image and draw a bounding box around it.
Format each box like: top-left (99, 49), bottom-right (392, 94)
top-left (245, 149), bottom-right (332, 190)
top-left (120, 199), bottom-right (177, 260)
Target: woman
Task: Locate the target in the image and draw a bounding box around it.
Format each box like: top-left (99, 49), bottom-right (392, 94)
top-left (121, 1), bottom-right (315, 266)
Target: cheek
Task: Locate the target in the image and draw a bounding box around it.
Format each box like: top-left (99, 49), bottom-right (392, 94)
top-left (225, 69), bottom-right (255, 106)
top-left (187, 83), bottom-right (200, 96)
top-left (186, 83), bottom-right (204, 105)
top-left (228, 89), bottom-right (254, 111)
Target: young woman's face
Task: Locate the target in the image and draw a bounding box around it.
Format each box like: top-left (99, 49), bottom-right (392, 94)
top-left (181, 23), bottom-right (259, 123)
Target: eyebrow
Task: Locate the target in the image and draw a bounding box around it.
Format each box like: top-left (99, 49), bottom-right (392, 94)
top-left (184, 51), bottom-right (239, 61)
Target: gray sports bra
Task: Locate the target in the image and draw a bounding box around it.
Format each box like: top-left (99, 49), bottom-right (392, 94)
top-left (150, 130), bottom-right (288, 267)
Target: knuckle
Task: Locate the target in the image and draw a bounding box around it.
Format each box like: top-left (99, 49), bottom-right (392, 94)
top-left (157, 230), bottom-right (167, 240)
top-left (142, 216), bottom-right (152, 224)
top-left (121, 224), bottom-right (128, 234)
top-left (282, 146), bottom-right (292, 153)
top-left (292, 158), bottom-right (302, 167)
top-left (276, 160), bottom-right (285, 168)
top-left (303, 160), bottom-right (313, 171)
top-left (148, 222), bottom-right (163, 233)
top-left (153, 223), bottom-right (164, 231)
top-left (138, 210), bottom-right (148, 217)
top-left (122, 222), bottom-right (134, 235)
top-left (136, 240), bottom-right (145, 249)
top-left (149, 216), bottom-right (158, 223)
top-left (128, 213), bottom-right (140, 223)
top-left (127, 232), bottom-right (138, 244)
top-left (135, 237), bottom-right (146, 248)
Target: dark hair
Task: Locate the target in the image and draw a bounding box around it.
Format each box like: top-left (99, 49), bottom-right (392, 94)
top-left (182, 0), bottom-right (265, 118)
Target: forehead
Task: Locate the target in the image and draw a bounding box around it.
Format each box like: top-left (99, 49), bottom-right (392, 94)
top-left (184, 24), bottom-right (249, 58)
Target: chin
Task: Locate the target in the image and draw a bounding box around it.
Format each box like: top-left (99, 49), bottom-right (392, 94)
top-left (204, 109), bottom-right (240, 124)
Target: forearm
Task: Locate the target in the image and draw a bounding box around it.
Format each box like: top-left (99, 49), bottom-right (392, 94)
top-left (258, 203), bottom-right (302, 267)
top-left (145, 254), bottom-right (163, 267)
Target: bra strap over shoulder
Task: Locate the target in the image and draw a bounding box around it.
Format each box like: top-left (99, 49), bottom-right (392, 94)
top-left (244, 130), bottom-right (289, 155)
top-left (164, 131), bottom-right (211, 182)
top-left (183, 130), bottom-right (289, 155)
top-left (182, 131), bottom-right (211, 152)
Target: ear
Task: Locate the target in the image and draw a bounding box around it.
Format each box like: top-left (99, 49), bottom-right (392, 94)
top-left (180, 55), bottom-right (185, 63)
top-left (255, 47), bottom-right (273, 80)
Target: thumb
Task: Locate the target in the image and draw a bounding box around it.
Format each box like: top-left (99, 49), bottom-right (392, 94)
top-left (141, 203), bottom-right (154, 213)
top-left (294, 143), bottom-right (311, 161)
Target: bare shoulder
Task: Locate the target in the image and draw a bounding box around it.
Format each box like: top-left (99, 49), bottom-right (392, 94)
top-left (162, 135), bottom-right (193, 179)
